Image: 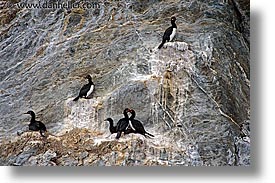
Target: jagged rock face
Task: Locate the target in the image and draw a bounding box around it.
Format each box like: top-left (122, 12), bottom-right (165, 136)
top-left (0, 0), bottom-right (250, 166)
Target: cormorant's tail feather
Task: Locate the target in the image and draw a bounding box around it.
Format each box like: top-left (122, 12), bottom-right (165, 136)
top-left (145, 132), bottom-right (154, 138)
top-left (73, 96), bottom-right (79, 101)
top-left (40, 130), bottom-right (46, 137)
top-left (116, 131), bottom-right (122, 139)
top-left (158, 41), bottom-right (165, 49)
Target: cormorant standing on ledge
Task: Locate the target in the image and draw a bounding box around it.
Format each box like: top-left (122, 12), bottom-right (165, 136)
top-left (127, 109), bottom-right (154, 138)
top-left (158, 16), bottom-right (177, 49)
top-left (115, 108), bottom-right (131, 139)
top-left (105, 118), bottom-right (117, 134)
top-left (24, 110), bottom-right (47, 137)
top-left (73, 75), bottom-right (94, 101)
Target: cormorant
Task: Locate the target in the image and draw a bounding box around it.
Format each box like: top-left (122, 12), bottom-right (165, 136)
top-left (127, 109), bottom-right (154, 138)
top-left (158, 16), bottom-right (177, 49)
top-left (73, 75), bottom-right (94, 101)
top-left (105, 118), bottom-right (117, 134)
top-left (24, 110), bottom-right (47, 137)
top-left (115, 108), bottom-right (131, 139)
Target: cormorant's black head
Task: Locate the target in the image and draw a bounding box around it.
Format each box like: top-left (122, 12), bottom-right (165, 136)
top-left (171, 16), bottom-right (176, 22)
top-left (128, 109), bottom-right (134, 113)
top-left (24, 110), bottom-right (34, 115)
top-left (124, 108), bottom-right (130, 113)
top-left (127, 109), bottom-right (136, 119)
top-left (104, 118), bottom-right (113, 122)
top-left (24, 110), bottom-right (35, 117)
top-left (128, 109), bottom-right (136, 115)
top-left (85, 75), bottom-right (92, 80)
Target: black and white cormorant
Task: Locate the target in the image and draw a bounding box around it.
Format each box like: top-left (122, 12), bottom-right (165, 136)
top-left (126, 109), bottom-right (154, 138)
top-left (73, 75), bottom-right (94, 101)
top-left (104, 118), bottom-right (117, 134)
top-left (158, 16), bottom-right (177, 49)
top-left (24, 110), bottom-right (47, 137)
top-left (115, 108), bottom-right (131, 139)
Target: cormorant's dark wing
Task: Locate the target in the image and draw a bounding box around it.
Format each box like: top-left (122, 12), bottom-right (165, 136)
top-left (163, 26), bottom-right (173, 41)
top-left (116, 118), bottom-right (129, 132)
top-left (37, 121), bottom-right (47, 131)
top-left (110, 126), bottom-right (117, 134)
top-left (132, 119), bottom-right (146, 133)
top-left (115, 118), bottom-right (128, 139)
top-left (132, 119), bottom-right (154, 137)
top-left (78, 83), bottom-right (90, 97)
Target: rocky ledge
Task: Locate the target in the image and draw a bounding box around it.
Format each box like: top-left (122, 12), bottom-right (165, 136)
top-left (0, 128), bottom-right (203, 166)
top-left (0, 0), bottom-right (250, 166)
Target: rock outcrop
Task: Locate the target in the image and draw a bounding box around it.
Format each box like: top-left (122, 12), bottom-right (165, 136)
top-left (0, 0), bottom-right (250, 166)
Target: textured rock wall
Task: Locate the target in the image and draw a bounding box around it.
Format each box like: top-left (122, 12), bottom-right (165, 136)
top-left (0, 0), bottom-right (250, 166)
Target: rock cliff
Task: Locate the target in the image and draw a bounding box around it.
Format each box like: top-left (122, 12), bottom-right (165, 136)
top-left (0, 0), bottom-right (250, 166)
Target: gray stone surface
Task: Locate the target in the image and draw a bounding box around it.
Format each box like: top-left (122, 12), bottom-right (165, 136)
top-left (0, 0), bottom-right (250, 166)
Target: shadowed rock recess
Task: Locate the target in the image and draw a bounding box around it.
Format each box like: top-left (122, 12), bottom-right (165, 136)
top-left (0, 0), bottom-right (250, 166)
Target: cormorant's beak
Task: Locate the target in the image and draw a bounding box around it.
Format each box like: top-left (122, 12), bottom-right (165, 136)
top-left (23, 112), bottom-right (28, 114)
